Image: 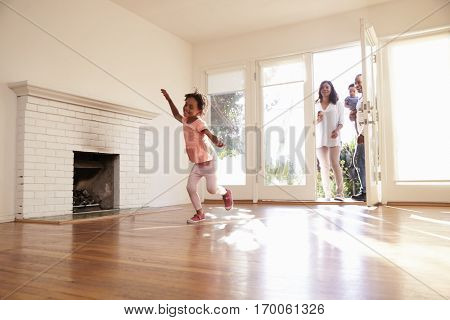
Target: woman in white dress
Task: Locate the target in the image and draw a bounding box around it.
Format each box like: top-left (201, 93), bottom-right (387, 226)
top-left (315, 80), bottom-right (344, 201)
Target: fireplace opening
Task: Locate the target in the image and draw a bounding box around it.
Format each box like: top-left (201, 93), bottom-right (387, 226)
top-left (73, 151), bottom-right (119, 213)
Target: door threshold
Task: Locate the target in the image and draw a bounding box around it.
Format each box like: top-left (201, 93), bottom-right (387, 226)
top-left (387, 202), bottom-right (450, 207)
top-left (203, 199), bottom-right (366, 206)
top-left (259, 199), bottom-right (365, 205)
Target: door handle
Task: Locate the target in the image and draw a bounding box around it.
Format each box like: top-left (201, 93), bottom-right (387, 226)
top-left (359, 119), bottom-right (377, 125)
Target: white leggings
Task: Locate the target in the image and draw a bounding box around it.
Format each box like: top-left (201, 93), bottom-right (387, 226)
top-left (187, 161), bottom-right (227, 211)
top-left (316, 146), bottom-right (344, 198)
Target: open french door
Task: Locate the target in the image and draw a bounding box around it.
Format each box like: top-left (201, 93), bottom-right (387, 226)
top-left (360, 19), bottom-right (382, 206)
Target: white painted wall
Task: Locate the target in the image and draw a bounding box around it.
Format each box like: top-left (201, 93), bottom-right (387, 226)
top-left (193, 0), bottom-right (449, 69)
top-left (0, 0), bottom-right (193, 221)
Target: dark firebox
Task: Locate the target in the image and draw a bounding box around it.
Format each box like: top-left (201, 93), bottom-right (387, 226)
top-left (73, 151), bottom-right (119, 213)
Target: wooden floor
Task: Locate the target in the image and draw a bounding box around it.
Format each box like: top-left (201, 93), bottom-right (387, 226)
top-left (0, 204), bottom-right (449, 300)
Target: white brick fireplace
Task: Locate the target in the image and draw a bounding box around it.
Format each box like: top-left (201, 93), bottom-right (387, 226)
top-left (9, 81), bottom-right (159, 219)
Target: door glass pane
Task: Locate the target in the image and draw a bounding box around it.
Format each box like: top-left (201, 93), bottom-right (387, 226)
top-left (389, 33), bottom-right (450, 181)
top-left (261, 58), bottom-right (306, 186)
top-left (207, 70), bottom-right (246, 185)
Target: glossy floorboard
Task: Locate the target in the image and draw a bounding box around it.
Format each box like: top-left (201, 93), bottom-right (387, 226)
top-left (0, 204), bottom-right (449, 299)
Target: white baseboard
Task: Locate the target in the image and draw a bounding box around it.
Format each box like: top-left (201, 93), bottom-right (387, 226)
top-left (0, 213), bottom-right (15, 223)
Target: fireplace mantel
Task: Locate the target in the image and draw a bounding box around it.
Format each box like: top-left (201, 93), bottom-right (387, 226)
top-left (8, 81), bottom-right (159, 120)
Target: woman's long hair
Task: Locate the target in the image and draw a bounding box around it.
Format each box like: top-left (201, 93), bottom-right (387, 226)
top-left (317, 80), bottom-right (338, 105)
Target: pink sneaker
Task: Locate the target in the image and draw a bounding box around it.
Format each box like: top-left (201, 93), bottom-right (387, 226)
top-left (187, 213), bottom-right (205, 224)
top-left (222, 188), bottom-right (233, 211)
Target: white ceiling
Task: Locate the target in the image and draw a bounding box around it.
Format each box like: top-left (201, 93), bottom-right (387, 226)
top-left (110, 0), bottom-right (393, 43)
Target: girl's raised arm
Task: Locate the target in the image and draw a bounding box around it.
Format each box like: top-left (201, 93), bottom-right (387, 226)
top-left (161, 89), bottom-right (182, 122)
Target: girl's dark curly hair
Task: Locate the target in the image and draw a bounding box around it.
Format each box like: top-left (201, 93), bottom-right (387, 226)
top-left (317, 80), bottom-right (339, 105)
top-left (185, 89), bottom-right (208, 116)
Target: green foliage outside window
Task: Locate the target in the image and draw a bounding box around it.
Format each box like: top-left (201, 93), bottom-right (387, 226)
top-left (209, 92), bottom-right (245, 160)
top-left (316, 140), bottom-right (361, 198)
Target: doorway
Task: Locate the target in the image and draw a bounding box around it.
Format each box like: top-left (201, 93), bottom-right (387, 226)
top-left (312, 46), bottom-right (363, 202)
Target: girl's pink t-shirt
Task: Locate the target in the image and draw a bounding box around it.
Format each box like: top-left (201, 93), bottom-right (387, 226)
top-left (182, 117), bottom-right (213, 164)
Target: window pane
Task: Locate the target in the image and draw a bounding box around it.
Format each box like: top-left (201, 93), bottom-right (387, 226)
top-left (263, 82), bottom-right (306, 186)
top-left (261, 57), bottom-right (305, 86)
top-left (389, 33), bottom-right (450, 181)
top-left (207, 70), bottom-right (246, 185)
top-left (207, 69), bottom-right (245, 94)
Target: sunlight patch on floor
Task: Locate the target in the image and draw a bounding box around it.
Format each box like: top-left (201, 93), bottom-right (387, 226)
top-left (218, 219), bottom-right (268, 252)
top-left (312, 229), bottom-right (378, 257)
top-left (386, 206), bottom-right (424, 214)
top-left (223, 212), bottom-right (255, 220)
top-left (409, 214), bottom-right (450, 226)
top-left (402, 228), bottom-right (450, 241)
top-left (317, 209), bottom-right (378, 228)
top-left (335, 207), bottom-right (385, 221)
top-left (204, 212), bottom-right (218, 219)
